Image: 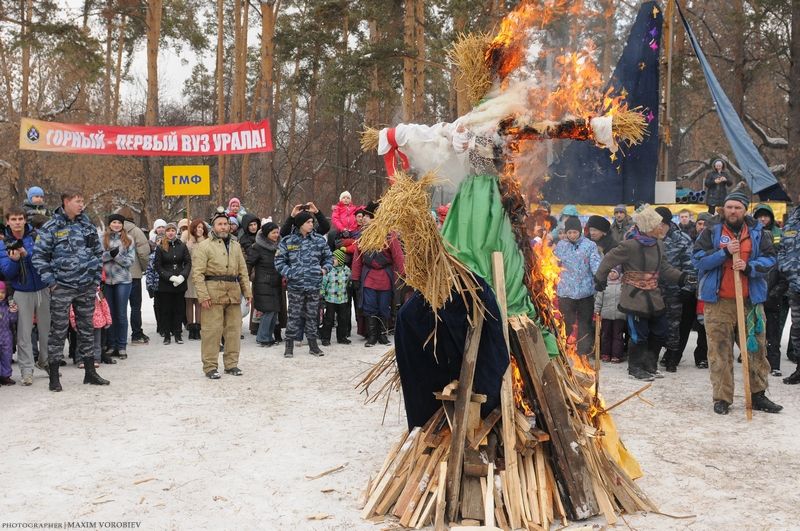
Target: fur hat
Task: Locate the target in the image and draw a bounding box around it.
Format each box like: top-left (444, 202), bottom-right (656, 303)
top-left (725, 182), bottom-right (750, 208)
top-left (586, 215), bottom-right (610, 234)
top-left (564, 216), bottom-right (582, 233)
top-left (107, 213), bottom-right (126, 225)
top-left (294, 211), bottom-right (314, 228)
top-left (654, 206), bottom-right (673, 225)
top-left (261, 221), bottom-right (279, 236)
top-left (632, 205), bottom-right (663, 234)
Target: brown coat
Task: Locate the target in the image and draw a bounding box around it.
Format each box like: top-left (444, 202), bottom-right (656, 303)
top-left (191, 235), bottom-right (252, 304)
top-left (594, 238), bottom-right (684, 317)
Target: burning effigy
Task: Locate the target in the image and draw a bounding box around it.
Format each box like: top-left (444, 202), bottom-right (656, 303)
top-left (357, 1), bottom-right (659, 528)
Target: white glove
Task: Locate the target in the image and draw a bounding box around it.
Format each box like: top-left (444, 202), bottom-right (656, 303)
top-left (169, 275), bottom-right (179, 286)
top-left (175, 275), bottom-right (185, 286)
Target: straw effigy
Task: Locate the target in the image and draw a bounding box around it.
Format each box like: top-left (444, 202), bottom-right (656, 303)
top-left (447, 32), bottom-right (494, 107)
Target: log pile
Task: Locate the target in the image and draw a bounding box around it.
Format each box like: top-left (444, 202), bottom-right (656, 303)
top-left (360, 314), bottom-right (656, 530)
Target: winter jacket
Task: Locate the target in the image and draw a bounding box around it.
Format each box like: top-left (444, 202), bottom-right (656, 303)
top-left (594, 271), bottom-right (625, 321)
top-left (692, 216), bottom-right (775, 304)
top-left (327, 228), bottom-right (360, 266)
top-left (191, 234), bottom-right (252, 304)
top-left (246, 233), bottom-right (283, 313)
top-left (778, 205), bottom-right (800, 293)
top-left (321, 264), bottom-right (351, 304)
top-left (275, 231), bottom-right (333, 292)
top-left (102, 232), bottom-right (135, 285)
top-left (661, 222), bottom-right (696, 297)
top-left (181, 233), bottom-right (206, 299)
top-left (753, 203), bottom-right (785, 300)
top-left (155, 238), bottom-right (192, 293)
top-left (593, 232), bottom-right (618, 255)
top-left (554, 236), bottom-right (601, 300)
top-left (679, 221), bottom-right (697, 240)
top-left (0, 300), bottom-right (19, 350)
top-left (331, 202), bottom-right (363, 232)
top-left (0, 224), bottom-right (48, 292)
top-left (22, 200), bottom-right (51, 225)
top-left (610, 216), bottom-right (633, 244)
top-left (595, 237), bottom-right (684, 317)
top-left (32, 207), bottom-right (103, 289)
top-left (351, 234), bottom-right (405, 292)
top-left (69, 288), bottom-right (112, 329)
top-left (238, 214), bottom-right (261, 255)
top-left (704, 161), bottom-right (732, 207)
top-left (124, 221), bottom-right (151, 280)
top-left (279, 211), bottom-right (331, 238)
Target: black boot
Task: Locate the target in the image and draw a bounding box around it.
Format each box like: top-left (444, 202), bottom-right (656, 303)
top-left (365, 316), bottom-right (378, 347)
top-left (713, 400), bottom-right (730, 415)
top-left (163, 333), bottom-right (171, 345)
top-left (645, 337), bottom-right (663, 378)
top-left (274, 328), bottom-right (282, 342)
top-left (308, 338), bottom-right (324, 357)
top-left (627, 343), bottom-right (655, 381)
top-left (83, 358), bottom-right (110, 385)
top-left (175, 332), bottom-right (184, 345)
top-left (377, 317), bottom-right (390, 345)
top-left (751, 391), bottom-right (782, 413)
top-left (284, 339), bottom-right (294, 358)
top-left (48, 361), bottom-right (62, 392)
top-left (783, 366), bottom-right (800, 385)
top-left (191, 324), bottom-right (201, 340)
top-left (101, 352), bottom-right (117, 364)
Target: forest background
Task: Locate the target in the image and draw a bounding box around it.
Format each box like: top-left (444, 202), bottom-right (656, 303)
top-left (0, 0), bottom-right (798, 225)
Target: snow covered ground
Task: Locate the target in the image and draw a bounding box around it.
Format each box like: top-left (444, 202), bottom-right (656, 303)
top-left (2, 293), bottom-right (798, 530)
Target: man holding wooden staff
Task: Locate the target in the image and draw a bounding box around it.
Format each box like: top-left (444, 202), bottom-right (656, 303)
top-left (692, 184), bottom-right (782, 415)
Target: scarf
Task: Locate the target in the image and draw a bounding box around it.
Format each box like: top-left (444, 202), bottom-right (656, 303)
top-left (629, 227), bottom-right (658, 247)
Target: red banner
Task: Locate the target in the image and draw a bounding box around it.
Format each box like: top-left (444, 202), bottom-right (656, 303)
top-left (19, 117), bottom-right (273, 157)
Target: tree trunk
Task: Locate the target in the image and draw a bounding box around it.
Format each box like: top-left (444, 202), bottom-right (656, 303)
top-left (453, 13), bottom-right (470, 118)
top-left (0, 38), bottom-right (14, 117)
top-left (788, 0), bottom-right (800, 198)
top-left (730, 0), bottom-right (746, 117)
top-left (599, 0), bottom-right (616, 79)
top-left (666, 0), bottom-right (687, 182)
top-left (216, 0), bottom-right (226, 203)
top-left (413, 0), bottom-right (425, 120)
top-left (103, 2), bottom-right (114, 123)
top-left (261, 1), bottom-right (279, 214)
top-left (366, 19), bottom-right (380, 126)
top-left (112, 14), bottom-right (127, 124)
top-left (403, 0), bottom-right (415, 122)
top-left (143, 0), bottom-right (163, 224)
top-left (17, 0), bottom-right (33, 202)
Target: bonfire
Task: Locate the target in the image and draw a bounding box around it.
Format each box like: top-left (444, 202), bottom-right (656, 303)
top-left (356, 1), bottom-right (659, 528)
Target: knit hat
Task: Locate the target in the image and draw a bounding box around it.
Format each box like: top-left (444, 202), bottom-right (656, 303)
top-left (153, 218), bottom-right (167, 230)
top-left (107, 213), bottom-right (126, 225)
top-left (586, 215), bottom-right (610, 234)
top-left (294, 211), bottom-right (314, 228)
top-left (697, 212), bottom-right (713, 223)
top-left (178, 218), bottom-right (189, 230)
top-left (165, 222), bottom-right (178, 231)
top-left (632, 205), bottom-right (663, 234)
top-left (614, 204), bottom-right (627, 214)
top-left (339, 191), bottom-right (351, 202)
top-left (561, 204), bottom-right (579, 218)
top-left (228, 217), bottom-right (239, 227)
top-left (333, 248), bottom-right (346, 264)
top-left (725, 182), bottom-right (750, 208)
top-left (654, 206), bottom-right (673, 225)
top-left (564, 216), bottom-right (582, 233)
top-left (228, 197), bottom-right (241, 209)
top-left (261, 221), bottom-right (279, 237)
top-left (210, 206), bottom-right (228, 224)
top-left (26, 186), bottom-right (44, 202)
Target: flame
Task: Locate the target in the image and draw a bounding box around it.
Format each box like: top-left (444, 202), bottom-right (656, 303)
top-left (511, 356), bottom-right (535, 417)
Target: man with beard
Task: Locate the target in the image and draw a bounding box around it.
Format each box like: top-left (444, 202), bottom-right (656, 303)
top-left (610, 205), bottom-right (633, 244)
top-left (692, 185), bottom-right (782, 415)
top-left (192, 208), bottom-right (252, 379)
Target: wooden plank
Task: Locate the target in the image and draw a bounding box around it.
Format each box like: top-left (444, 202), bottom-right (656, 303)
top-left (445, 313), bottom-right (485, 522)
top-left (463, 448), bottom-right (488, 478)
top-left (468, 407), bottom-right (502, 450)
top-left (435, 391), bottom-right (488, 403)
top-left (484, 463), bottom-right (495, 528)
top-left (361, 427), bottom-right (420, 518)
top-left (400, 439), bottom-right (450, 526)
top-left (435, 462), bottom-right (447, 531)
top-left (512, 321), bottom-right (599, 520)
top-left (524, 454), bottom-right (541, 526)
top-left (732, 255), bottom-right (753, 420)
top-left (535, 445), bottom-right (550, 530)
top-left (460, 475), bottom-right (484, 521)
top-left (492, 252), bottom-right (523, 530)
top-left (393, 452), bottom-right (432, 518)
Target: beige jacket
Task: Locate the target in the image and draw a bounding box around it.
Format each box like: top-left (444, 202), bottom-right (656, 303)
top-left (191, 234), bottom-right (252, 304)
top-left (124, 220), bottom-right (151, 279)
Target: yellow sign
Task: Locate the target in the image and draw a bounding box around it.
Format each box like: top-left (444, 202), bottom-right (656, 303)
top-left (163, 165), bottom-right (210, 196)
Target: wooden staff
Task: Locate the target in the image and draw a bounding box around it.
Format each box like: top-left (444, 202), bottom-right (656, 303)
top-left (733, 251), bottom-right (753, 421)
top-left (594, 290), bottom-right (604, 401)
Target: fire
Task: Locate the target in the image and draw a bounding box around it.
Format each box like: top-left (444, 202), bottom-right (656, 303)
top-left (511, 356), bottom-right (535, 417)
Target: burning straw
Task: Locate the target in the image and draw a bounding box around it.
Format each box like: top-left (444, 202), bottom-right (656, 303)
top-left (358, 170), bottom-right (483, 318)
top-left (447, 32), bottom-right (493, 107)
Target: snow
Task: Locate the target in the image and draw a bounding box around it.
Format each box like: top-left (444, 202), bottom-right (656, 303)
top-left (2, 289), bottom-right (799, 530)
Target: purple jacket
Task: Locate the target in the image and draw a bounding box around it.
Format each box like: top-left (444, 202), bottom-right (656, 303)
top-left (0, 300), bottom-right (19, 352)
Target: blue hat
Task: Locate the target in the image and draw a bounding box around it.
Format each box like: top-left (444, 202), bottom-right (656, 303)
top-left (26, 186), bottom-right (44, 202)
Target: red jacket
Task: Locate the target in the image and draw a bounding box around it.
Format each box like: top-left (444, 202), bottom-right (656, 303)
top-left (351, 234), bottom-right (405, 291)
top-left (331, 202), bottom-right (363, 232)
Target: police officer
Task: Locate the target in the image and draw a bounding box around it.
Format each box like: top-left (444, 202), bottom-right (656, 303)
top-left (780, 203), bottom-right (800, 385)
top-left (32, 189), bottom-right (109, 391)
top-left (191, 208), bottom-right (251, 379)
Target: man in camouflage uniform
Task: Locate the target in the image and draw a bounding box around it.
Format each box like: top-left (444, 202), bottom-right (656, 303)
top-left (32, 189), bottom-right (110, 391)
top-left (275, 211), bottom-right (333, 358)
top-left (655, 207), bottom-right (697, 372)
top-left (692, 186), bottom-right (782, 415)
top-left (192, 209), bottom-right (252, 380)
top-left (779, 203), bottom-right (800, 384)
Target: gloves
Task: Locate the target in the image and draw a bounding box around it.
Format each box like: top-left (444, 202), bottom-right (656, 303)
top-left (174, 275), bottom-right (185, 286)
top-left (349, 279), bottom-right (360, 293)
top-left (340, 230), bottom-right (351, 239)
top-left (169, 275), bottom-right (179, 285)
top-left (594, 279), bottom-right (607, 292)
top-left (109, 247), bottom-right (119, 258)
